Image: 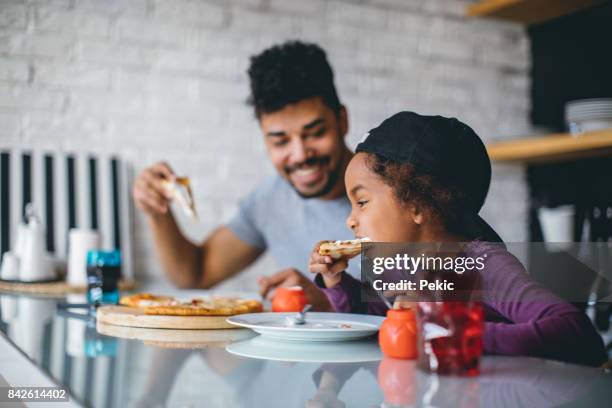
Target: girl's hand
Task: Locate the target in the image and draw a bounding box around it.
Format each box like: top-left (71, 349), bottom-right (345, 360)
top-left (309, 241), bottom-right (349, 288)
top-left (257, 268), bottom-right (332, 312)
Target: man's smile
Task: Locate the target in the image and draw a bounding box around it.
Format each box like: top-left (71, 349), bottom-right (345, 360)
top-left (286, 157), bottom-right (330, 186)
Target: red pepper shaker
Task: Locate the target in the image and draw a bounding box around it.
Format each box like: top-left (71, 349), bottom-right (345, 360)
top-left (379, 308), bottom-right (418, 359)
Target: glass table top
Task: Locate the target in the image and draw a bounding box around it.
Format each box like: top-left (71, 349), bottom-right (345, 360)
top-left (1, 291), bottom-right (611, 408)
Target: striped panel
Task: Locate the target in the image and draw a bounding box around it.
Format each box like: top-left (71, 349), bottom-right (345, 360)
top-left (32, 151), bottom-right (44, 227)
top-left (53, 153), bottom-right (68, 258)
top-left (97, 156), bottom-right (114, 251)
top-left (44, 154), bottom-right (55, 252)
top-left (8, 148), bottom-right (21, 260)
top-left (21, 152), bottom-right (31, 222)
top-left (75, 154), bottom-right (89, 229)
top-left (118, 159), bottom-right (133, 280)
top-left (66, 155), bottom-right (77, 230)
top-left (110, 159), bottom-right (121, 249)
top-left (0, 153), bottom-right (9, 255)
top-left (0, 150), bottom-right (133, 279)
top-left (89, 157), bottom-right (98, 230)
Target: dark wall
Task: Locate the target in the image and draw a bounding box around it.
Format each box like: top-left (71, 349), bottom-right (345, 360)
top-left (527, 3), bottom-right (612, 329)
top-left (529, 2), bottom-right (612, 131)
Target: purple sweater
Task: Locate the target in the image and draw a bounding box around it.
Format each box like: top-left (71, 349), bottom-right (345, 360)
top-left (317, 240), bottom-right (606, 366)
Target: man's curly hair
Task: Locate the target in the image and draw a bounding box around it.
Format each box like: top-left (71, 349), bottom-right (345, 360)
top-left (247, 41), bottom-right (342, 118)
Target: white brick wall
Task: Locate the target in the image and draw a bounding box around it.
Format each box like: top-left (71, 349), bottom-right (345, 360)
top-left (0, 0), bottom-right (530, 291)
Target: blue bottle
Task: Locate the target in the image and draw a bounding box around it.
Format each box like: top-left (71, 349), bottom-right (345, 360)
top-left (86, 250), bottom-right (122, 305)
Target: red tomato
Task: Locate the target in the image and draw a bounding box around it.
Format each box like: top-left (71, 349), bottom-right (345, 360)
top-left (379, 308), bottom-right (418, 359)
top-left (272, 286), bottom-right (307, 312)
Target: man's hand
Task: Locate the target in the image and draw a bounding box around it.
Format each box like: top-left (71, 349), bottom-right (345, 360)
top-left (133, 162), bottom-right (175, 216)
top-left (258, 268), bottom-right (333, 312)
top-left (309, 241), bottom-right (349, 288)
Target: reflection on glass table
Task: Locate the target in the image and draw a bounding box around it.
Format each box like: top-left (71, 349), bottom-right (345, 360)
top-left (0, 291), bottom-right (611, 408)
top-left (226, 335), bottom-right (382, 363)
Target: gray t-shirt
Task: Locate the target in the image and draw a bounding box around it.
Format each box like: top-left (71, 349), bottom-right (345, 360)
top-left (227, 175), bottom-right (360, 279)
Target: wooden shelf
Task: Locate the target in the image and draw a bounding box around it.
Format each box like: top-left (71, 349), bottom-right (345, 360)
top-left (467, 0), bottom-right (606, 25)
top-left (487, 129), bottom-right (612, 163)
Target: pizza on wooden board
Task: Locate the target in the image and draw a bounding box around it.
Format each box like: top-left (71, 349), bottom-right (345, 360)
top-left (119, 293), bottom-right (263, 316)
top-left (119, 293), bottom-right (175, 308)
top-left (318, 237), bottom-right (371, 259)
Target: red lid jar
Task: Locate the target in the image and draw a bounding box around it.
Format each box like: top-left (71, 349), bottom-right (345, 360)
top-left (272, 286), bottom-right (307, 312)
top-left (379, 308), bottom-right (418, 359)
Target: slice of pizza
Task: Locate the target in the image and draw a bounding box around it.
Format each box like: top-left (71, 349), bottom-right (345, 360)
top-left (143, 298), bottom-right (263, 316)
top-left (318, 237), bottom-right (372, 259)
top-left (119, 293), bottom-right (177, 308)
top-left (161, 176), bottom-right (197, 220)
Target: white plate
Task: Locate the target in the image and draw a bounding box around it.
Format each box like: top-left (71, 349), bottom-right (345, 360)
top-left (575, 119), bottom-right (612, 132)
top-left (566, 112), bottom-right (612, 121)
top-left (226, 335), bottom-right (382, 363)
top-left (566, 98), bottom-right (612, 108)
top-left (226, 312), bottom-right (383, 342)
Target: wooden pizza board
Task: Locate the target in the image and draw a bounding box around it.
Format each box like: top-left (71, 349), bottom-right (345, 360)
top-left (96, 305), bottom-right (238, 330)
top-left (0, 279), bottom-right (136, 297)
top-left (96, 321), bottom-right (255, 349)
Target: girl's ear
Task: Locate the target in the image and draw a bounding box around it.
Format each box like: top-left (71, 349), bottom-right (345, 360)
top-left (409, 204), bottom-right (424, 225)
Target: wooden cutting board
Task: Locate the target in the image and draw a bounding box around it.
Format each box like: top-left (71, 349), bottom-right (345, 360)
top-left (0, 279), bottom-right (136, 297)
top-left (96, 321), bottom-right (255, 348)
top-left (96, 305), bottom-right (237, 330)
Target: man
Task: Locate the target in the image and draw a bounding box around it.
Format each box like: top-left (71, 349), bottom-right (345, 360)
top-left (133, 41), bottom-right (356, 310)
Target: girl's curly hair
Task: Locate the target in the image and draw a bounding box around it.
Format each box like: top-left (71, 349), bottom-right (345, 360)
top-left (365, 153), bottom-right (471, 235)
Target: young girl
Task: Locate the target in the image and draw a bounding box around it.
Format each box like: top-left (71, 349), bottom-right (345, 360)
top-left (309, 111), bottom-right (606, 366)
